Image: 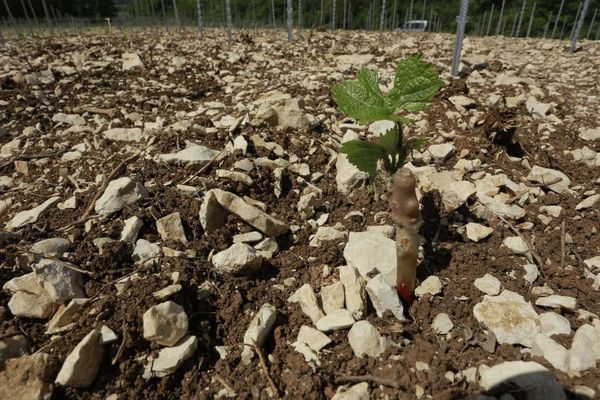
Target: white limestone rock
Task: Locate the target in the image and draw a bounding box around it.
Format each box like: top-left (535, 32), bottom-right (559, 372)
top-left (526, 166), bottom-right (571, 194)
top-left (8, 197), bottom-right (60, 229)
top-left (338, 265), bottom-right (367, 320)
top-left (432, 313), bottom-right (454, 335)
top-left (156, 212), bottom-right (188, 245)
top-left (55, 329), bottom-right (104, 388)
top-left (159, 145), bottom-right (219, 165)
top-left (316, 309), bottom-right (355, 332)
top-left (343, 231), bottom-right (396, 286)
top-left (212, 243), bottom-right (263, 275)
top-left (241, 304), bottom-right (278, 364)
top-left (143, 301), bottom-right (188, 346)
top-left (474, 274), bottom-right (502, 296)
top-left (143, 335), bottom-right (198, 379)
top-left (539, 312), bottom-right (571, 337)
top-left (288, 284), bottom-right (325, 325)
top-left (32, 258), bottom-right (85, 304)
top-left (535, 295), bottom-right (577, 310)
top-left (347, 320), bottom-right (388, 358)
top-left (320, 281), bottom-right (345, 314)
top-left (102, 128), bottom-right (144, 142)
top-left (309, 227), bottom-right (347, 247)
top-left (3, 273), bottom-right (55, 319)
top-left (473, 290), bottom-right (540, 347)
top-left (465, 223), bottom-right (494, 242)
top-left (200, 189), bottom-right (288, 236)
top-left (94, 177), bottom-right (148, 216)
top-left (365, 274), bottom-right (405, 321)
top-left (414, 276), bottom-right (443, 297)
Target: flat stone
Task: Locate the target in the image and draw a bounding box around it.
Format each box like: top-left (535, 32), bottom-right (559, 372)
top-left (32, 258), bottom-right (85, 304)
top-left (30, 238), bottom-right (71, 256)
top-left (465, 223), bottom-right (493, 242)
top-left (449, 95), bottom-right (477, 110)
top-left (143, 301), bottom-right (188, 346)
top-left (122, 52), bottom-right (144, 70)
top-left (427, 172), bottom-right (477, 211)
top-left (309, 227), bottom-right (347, 247)
top-left (3, 273), bottom-right (55, 319)
top-left (156, 212), bottom-right (188, 245)
top-left (539, 312), bottom-right (571, 337)
top-left (143, 335), bottom-right (198, 379)
top-left (291, 341), bottom-right (321, 366)
top-left (527, 166), bottom-right (571, 194)
top-left (99, 325), bottom-right (118, 344)
top-left (428, 143), bottom-right (455, 161)
top-left (531, 334), bottom-right (570, 372)
top-left (200, 189), bottom-right (288, 236)
top-left (94, 177), bottom-right (148, 216)
top-left (523, 264), bottom-right (540, 284)
top-left (476, 193), bottom-right (526, 219)
top-left (347, 320), bottom-right (388, 358)
top-left (343, 231), bottom-right (396, 286)
top-left (46, 298), bottom-right (89, 334)
top-left (288, 284), bottom-right (325, 325)
top-left (474, 274), bottom-right (502, 296)
top-left (241, 304), bottom-right (278, 364)
top-left (120, 216), bottom-right (143, 242)
top-left (8, 197), bottom-right (60, 229)
top-left (579, 127), bottom-right (600, 141)
top-left (503, 236), bottom-right (529, 256)
top-left (332, 382), bottom-right (370, 400)
top-left (365, 274), bottom-right (405, 321)
top-left (535, 295), bottom-right (577, 310)
top-left (320, 281), bottom-right (345, 314)
top-left (55, 329), bottom-right (104, 388)
top-left (432, 313), bottom-right (454, 334)
top-left (133, 239), bottom-right (161, 263)
top-left (316, 309), bottom-right (355, 332)
top-left (159, 145), bottom-right (219, 165)
top-left (575, 194), bottom-right (600, 210)
top-left (338, 265), bottom-right (367, 320)
top-left (212, 243), bottom-right (263, 275)
top-left (273, 98), bottom-right (310, 130)
top-left (479, 361), bottom-right (566, 400)
top-left (0, 353), bottom-right (56, 400)
top-left (152, 284), bottom-right (182, 300)
top-left (102, 128), bottom-right (144, 142)
top-left (296, 325), bottom-right (331, 352)
top-left (569, 324), bottom-right (600, 373)
top-left (473, 290), bottom-right (540, 347)
top-left (414, 276), bottom-right (443, 297)
top-left (52, 113), bottom-right (85, 126)
top-left (232, 231), bottom-right (263, 244)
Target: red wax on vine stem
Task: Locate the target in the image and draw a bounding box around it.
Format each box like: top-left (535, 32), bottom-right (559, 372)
top-left (396, 281), bottom-right (414, 305)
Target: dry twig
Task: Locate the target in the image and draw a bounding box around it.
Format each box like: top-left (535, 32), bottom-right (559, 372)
top-left (241, 342), bottom-right (279, 398)
top-left (560, 220), bottom-right (566, 268)
top-left (335, 374), bottom-right (399, 389)
top-left (180, 150), bottom-right (225, 185)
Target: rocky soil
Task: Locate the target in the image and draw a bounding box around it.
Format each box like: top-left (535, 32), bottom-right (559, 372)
top-left (0, 28), bottom-right (599, 400)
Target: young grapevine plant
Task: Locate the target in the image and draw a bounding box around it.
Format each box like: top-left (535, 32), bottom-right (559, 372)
top-left (332, 55), bottom-right (443, 182)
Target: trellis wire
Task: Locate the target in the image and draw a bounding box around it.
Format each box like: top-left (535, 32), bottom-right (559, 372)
top-left (570, 0), bottom-right (591, 51)
top-left (225, 0), bottom-right (232, 44)
top-left (451, 0), bottom-right (469, 77)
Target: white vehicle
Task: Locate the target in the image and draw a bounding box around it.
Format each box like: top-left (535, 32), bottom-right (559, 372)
top-left (395, 20), bottom-right (429, 33)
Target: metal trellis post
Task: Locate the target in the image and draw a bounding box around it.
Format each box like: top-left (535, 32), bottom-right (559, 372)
top-left (451, 0), bottom-right (469, 76)
top-left (570, 0), bottom-right (591, 51)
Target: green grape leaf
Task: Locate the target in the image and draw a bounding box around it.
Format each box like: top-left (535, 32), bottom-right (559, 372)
top-left (405, 136), bottom-right (429, 153)
top-left (339, 139), bottom-right (384, 178)
top-left (332, 68), bottom-right (395, 124)
top-left (378, 126), bottom-right (401, 155)
top-left (387, 55), bottom-right (444, 113)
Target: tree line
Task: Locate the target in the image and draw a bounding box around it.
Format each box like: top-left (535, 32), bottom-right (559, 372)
top-left (1, 0), bottom-right (598, 39)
